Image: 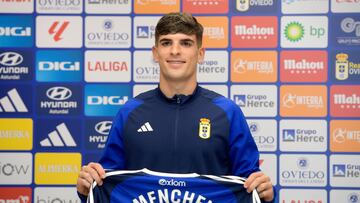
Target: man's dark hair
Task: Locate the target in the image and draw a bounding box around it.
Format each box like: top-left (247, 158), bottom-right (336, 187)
top-left (155, 12), bottom-right (204, 47)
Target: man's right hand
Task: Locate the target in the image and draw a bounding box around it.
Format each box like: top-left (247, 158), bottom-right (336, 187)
top-left (76, 162), bottom-right (106, 196)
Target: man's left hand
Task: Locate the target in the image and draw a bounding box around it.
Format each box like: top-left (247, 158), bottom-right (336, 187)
top-left (244, 171), bottom-right (274, 202)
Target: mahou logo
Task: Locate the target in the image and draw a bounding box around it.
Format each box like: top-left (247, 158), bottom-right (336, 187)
top-left (280, 50), bottom-right (327, 82)
top-left (331, 85), bottom-right (360, 117)
top-left (231, 16), bottom-right (278, 48)
top-left (0, 187), bottom-right (32, 203)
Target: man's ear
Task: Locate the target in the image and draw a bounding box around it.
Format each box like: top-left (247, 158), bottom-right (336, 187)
top-left (198, 47), bottom-right (205, 64)
top-left (152, 46), bottom-right (159, 63)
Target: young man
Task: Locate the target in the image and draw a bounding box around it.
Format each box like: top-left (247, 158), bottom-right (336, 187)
top-left (77, 12), bottom-right (275, 202)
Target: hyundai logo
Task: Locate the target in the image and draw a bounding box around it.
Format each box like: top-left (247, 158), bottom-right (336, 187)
top-left (95, 121), bottom-right (112, 135)
top-left (46, 87), bottom-right (72, 101)
top-left (0, 52), bottom-right (23, 66)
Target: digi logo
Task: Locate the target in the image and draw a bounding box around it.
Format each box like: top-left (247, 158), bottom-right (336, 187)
top-left (36, 16), bottom-right (82, 48)
top-left (333, 164), bottom-right (346, 177)
top-left (85, 84), bottom-right (131, 116)
top-left (283, 129), bottom-right (295, 142)
top-left (36, 50), bottom-right (82, 82)
top-left (0, 15), bottom-right (33, 47)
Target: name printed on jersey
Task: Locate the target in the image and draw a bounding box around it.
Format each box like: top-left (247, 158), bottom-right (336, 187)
top-left (87, 168), bottom-right (261, 203)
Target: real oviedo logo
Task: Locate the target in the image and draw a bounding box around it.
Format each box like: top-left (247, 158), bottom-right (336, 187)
top-left (85, 84), bottom-right (131, 116)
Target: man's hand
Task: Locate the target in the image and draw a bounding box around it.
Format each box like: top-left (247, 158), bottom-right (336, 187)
top-left (76, 162), bottom-right (106, 196)
top-left (244, 171), bottom-right (274, 202)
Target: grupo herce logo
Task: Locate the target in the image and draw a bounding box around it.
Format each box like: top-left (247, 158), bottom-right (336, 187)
top-left (0, 15), bottom-right (33, 47)
top-left (36, 50), bottom-right (82, 82)
top-left (85, 84), bottom-right (131, 116)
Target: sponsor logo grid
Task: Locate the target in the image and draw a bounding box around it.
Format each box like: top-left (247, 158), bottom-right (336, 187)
top-left (0, 1), bottom-right (359, 203)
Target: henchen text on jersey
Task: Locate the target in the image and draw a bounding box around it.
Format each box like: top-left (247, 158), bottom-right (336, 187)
top-left (88, 168), bottom-right (261, 203)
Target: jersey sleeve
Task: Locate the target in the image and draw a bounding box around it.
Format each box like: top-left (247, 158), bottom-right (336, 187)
top-left (99, 98), bottom-right (143, 170)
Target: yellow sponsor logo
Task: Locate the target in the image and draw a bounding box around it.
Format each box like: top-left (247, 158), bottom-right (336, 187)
top-left (199, 118), bottom-right (211, 139)
top-left (0, 118), bottom-right (32, 150)
top-left (35, 153), bottom-right (81, 185)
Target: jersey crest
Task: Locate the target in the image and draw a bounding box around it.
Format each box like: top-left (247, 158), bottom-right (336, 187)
top-left (199, 118), bottom-right (211, 139)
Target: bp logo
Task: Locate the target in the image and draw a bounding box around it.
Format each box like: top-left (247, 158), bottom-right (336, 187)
top-left (199, 118), bottom-right (211, 139)
top-left (284, 22), bottom-right (304, 42)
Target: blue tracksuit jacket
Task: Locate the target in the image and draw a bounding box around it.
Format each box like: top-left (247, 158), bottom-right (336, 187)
top-left (100, 85), bottom-right (259, 177)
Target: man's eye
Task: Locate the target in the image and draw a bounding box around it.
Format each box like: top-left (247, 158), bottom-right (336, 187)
top-left (181, 41), bottom-right (193, 47)
top-left (161, 41), bottom-right (171, 46)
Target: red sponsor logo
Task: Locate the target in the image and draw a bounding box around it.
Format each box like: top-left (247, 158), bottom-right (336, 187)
top-left (231, 16), bottom-right (278, 48)
top-left (280, 51), bottom-right (327, 83)
top-left (331, 85), bottom-right (360, 117)
top-left (183, 0), bottom-right (228, 14)
top-left (259, 159), bottom-right (264, 166)
top-left (48, 21), bottom-right (69, 42)
top-left (0, 187), bottom-right (31, 203)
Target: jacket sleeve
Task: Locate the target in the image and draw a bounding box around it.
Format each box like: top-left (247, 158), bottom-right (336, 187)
top-left (99, 98), bottom-right (143, 170)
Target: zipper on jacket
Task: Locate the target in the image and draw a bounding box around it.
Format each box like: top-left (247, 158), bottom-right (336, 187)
top-left (173, 95), bottom-right (181, 167)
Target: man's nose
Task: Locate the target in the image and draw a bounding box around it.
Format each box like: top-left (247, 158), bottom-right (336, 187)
top-left (170, 43), bottom-right (180, 55)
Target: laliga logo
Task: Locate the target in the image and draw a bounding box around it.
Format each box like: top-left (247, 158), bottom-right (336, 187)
top-left (341, 17), bottom-right (360, 37)
top-left (46, 87), bottom-right (72, 101)
top-left (158, 178), bottom-right (186, 187)
top-left (48, 21), bottom-right (69, 42)
top-left (95, 121), bottom-right (112, 135)
top-left (0, 52), bottom-right (23, 66)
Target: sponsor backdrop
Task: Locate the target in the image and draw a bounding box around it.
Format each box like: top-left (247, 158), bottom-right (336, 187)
top-left (0, 0), bottom-right (359, 202)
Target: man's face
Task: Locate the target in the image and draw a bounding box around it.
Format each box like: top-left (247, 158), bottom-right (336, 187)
top-left (152, 33), bottom-right (205, 83)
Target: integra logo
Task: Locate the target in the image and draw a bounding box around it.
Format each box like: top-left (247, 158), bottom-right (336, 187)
top-left (158, 178), bottom-right (186, 187)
